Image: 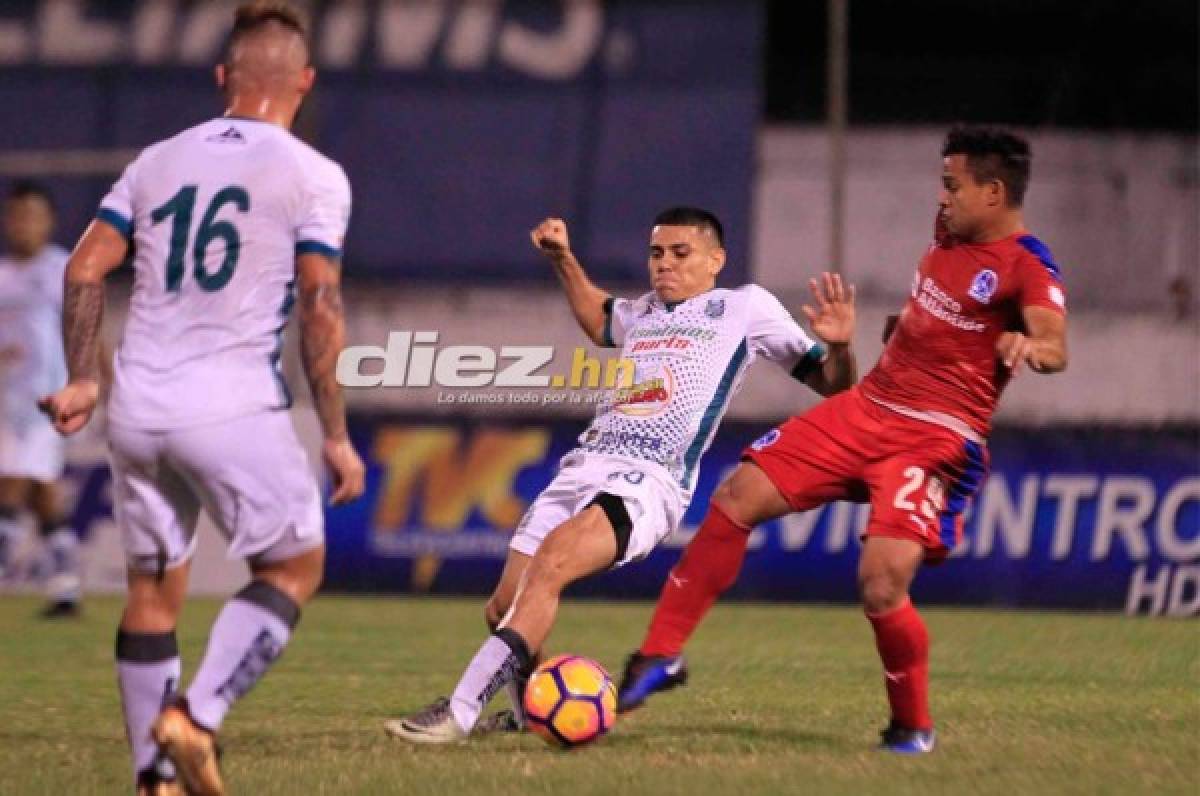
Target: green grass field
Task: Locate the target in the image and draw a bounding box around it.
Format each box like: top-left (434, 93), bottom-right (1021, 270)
top-left (1, 595), bottom-right (1196, 795)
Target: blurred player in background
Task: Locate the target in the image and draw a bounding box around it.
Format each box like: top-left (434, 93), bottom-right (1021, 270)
top-left (386, 208), bottom-right (858, 744)
top-left (618, 127), bottom-right (1068, 755)
top-left (39, 3), bottom-right (364, 794)
top-left (0, 180), bottom-right (86, 618)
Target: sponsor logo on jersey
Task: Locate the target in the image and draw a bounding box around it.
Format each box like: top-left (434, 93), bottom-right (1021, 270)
top-left (206, 126), bottom-right (246, 144)
top-left (916, 276), bottom-right (985, 333)
top-left (968, 269), bottom-right (998, 304)
top-left (705, 298), bottom-right (725, 319)
top-left (750, 428), bottom-right (781, 451)
top-left (630, 335), bottom-right (691, 353)
top-left (1048, 285), bottom-right (1066, 308)
top-left (613, 364), bottom-right (674, 417)
top-left (582, 429), bottom-right (664, 452)
top-left (629, 324), bottom-right (716, 342)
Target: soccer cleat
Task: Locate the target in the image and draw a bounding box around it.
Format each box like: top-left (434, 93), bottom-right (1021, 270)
top-left (475, 709), bottom-right (523, 735)
top-left (616, 652), bottom-right (688, 713)
top-left (135, 766), bottom-right (183, 796)
top-left (879, 720), bottom-right (937, 754)
top-left (39, 599), bottom-right (81, 619)
top-left (384, 697), bottom-right (469, 744)
top-left (152, 702), bottom-right (225, 796)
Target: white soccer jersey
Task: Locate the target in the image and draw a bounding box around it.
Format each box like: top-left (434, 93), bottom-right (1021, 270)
top-left (98, 117), bottom-right (351, 430)
top-left (578, 284), bottom-right (826, 498)
top-left (0, 244), bottom-right (69, 427)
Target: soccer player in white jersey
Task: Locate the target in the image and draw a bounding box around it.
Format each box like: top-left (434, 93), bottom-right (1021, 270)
top-left (38, 4), bottom-right (364, 794)
top-left (0, 181), bottom-right (86, 617)
top-left (386, 207), bottom-right (858, 743)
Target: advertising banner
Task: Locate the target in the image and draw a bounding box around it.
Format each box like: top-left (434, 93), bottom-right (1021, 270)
top-left (323, 416), bottom-right (1200, 615)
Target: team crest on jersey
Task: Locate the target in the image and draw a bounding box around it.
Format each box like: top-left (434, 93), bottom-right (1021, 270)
top-left (968, 269), bottom-right (998, 304)
top-left (705, 299), bottom-right (726, 319)
top-left (750, 429), bottom-right (781, 451)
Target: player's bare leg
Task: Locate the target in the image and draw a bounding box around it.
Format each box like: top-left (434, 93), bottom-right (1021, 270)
top-left (858, 536), bottom-right (934, 753)
top-left (154, 546), bottom-right (324, 795)
top-left (388, 507), bottom-right (617, 743)
top-left (621, 462), bottom-right (789, 711)
top-left (119, 562), bottom-right (189, 795)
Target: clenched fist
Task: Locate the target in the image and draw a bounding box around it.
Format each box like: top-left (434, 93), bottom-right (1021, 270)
top-left (530, 218), bottom-right (571, 258)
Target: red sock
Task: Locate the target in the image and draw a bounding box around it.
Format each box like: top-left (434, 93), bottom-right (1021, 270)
top-left (639, 503), bottom-right (751, 657)
top-left (866, 597), bottom-right (932, 730)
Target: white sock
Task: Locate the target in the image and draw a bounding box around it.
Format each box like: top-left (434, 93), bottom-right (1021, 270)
top-left (44, 527), bottom-right (81, 602)
top-left (449, 629), bottom-right (531, 733)
top-left (185, 581), bottom-right (298, 731)
top-left (115, 630), bottom-right (180, 780)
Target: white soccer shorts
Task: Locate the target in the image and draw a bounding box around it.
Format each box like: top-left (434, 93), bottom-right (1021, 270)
top-left (510, 451), bottom-right (685, 568)
top-left (0, 416), bottom-right (65, 481)
top-left (108, 410), bottom-right (323, 574)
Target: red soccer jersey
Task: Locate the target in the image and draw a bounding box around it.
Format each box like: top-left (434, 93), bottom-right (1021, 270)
top-left (859, 231), bottom-right (1067, 438)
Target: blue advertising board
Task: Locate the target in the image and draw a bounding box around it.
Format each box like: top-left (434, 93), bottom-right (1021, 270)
top-left (0, 1), bottom-right (761, 284)
top-left (323, 416), bottom-right (1200, 615)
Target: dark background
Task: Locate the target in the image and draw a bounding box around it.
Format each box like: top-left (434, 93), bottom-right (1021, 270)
top-left (766, 0), bottom-right (1199, 131)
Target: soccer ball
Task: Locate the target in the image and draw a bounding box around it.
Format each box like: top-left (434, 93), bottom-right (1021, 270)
top-left (523, 655), bottom-right (617, 748)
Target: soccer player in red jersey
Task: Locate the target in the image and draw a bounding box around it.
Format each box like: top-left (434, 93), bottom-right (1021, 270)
top-left (618, 126), bottom-right (1068, 753)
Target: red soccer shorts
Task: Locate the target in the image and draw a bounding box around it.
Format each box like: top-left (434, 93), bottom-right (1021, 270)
top-left (742, 387), bottom-right (989, 562)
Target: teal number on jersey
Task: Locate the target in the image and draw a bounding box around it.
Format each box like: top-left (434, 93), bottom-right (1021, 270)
top-left (150, 185), bottom-right (196, 292)
top-left (151, 185), bottom-right (251, 292)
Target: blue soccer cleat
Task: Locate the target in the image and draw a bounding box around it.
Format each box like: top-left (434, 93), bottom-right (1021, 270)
top-left (879, 720), bottom-right (936, 754)
top-left (617, 652), bottom-right (688, 713)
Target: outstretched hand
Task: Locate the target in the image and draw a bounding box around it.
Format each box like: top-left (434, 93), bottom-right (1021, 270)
top-left (801, 272), bottom-right (856, 345)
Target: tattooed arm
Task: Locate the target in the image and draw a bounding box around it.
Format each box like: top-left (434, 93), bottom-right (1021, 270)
top-left (39, 220), bottom-right (128, 435)
top-left (296, 252), bottom-right (365, 505)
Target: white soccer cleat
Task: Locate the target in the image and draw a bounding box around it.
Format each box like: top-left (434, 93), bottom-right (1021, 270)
top-left (384, 697), bottom-right (469, 744)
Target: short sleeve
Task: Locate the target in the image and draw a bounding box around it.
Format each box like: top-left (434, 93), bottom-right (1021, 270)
top-left (743, 285), bottom-right (827, 380)
top-left (295, 163), bottom-right (352, 259)
top-left (96, 159), bottom-right (138, 239)
top-left (1015, 235), bottom-right (1067, 314)
top-left (602, 296), bottom-right (639, 348)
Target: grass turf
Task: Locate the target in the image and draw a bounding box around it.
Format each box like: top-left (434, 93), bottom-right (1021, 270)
top-left (0, 595), bottom-right (1196, 795)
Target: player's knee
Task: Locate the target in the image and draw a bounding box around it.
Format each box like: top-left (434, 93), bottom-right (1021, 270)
top-left (709, 479), bottom-right (745, 522)
top-left (530, 523), bottom-right (593, 591)
top-left (859, 571), bottom-right (906, 614)
top-left (254, 549), bottom-right (324, 606)
top-left (711, 465), bottom-right (778, 527)
top-left (120, 597), bottom-right (178, 634)
top-left (527, 541), bottom-right (574, 592)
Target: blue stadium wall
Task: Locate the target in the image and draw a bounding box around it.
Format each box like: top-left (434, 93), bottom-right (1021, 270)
top-left (318, 416), bottom-right (1199, 616)
top-left (0, 1), bottom-right (761, 286)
